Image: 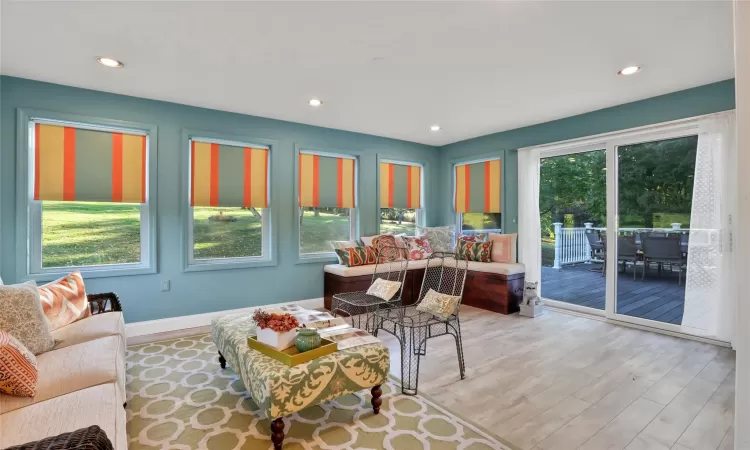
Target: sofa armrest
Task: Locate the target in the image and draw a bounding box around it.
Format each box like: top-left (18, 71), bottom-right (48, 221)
top-left (87, 292), bottom-right (122, 315)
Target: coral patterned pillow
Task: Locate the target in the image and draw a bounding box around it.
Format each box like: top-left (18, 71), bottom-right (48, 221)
top-left (334, 246), bottom-right (379, 267)
top-left (0, 331), bottom-right (38, 397)
top-left (371, 235), bottom-right (405, 262)
top-left (38, 271), bottom-right (91, 331)
top-left (457, 233), bottom-right (487, 242)
top-left (455, 239), bottom-right (494, 262)
top-left (402, 235), bottom-right (433, 260)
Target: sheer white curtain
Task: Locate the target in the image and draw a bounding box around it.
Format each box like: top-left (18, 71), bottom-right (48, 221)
top-left (682, 111), bottom-right (736, 343)
top-left (518, 147), bottom-right (542, 290)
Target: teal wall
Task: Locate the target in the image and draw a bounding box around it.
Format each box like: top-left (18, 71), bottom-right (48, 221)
top-left (0, 76), bottom-right (440, 323)
top-left (0, 77), bottom-right (736, 323)
top-left (438, 79), bottom-right (737, 230)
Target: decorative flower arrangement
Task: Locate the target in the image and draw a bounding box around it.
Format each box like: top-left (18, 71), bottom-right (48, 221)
top-left (252, 309), bottom-right (299, 333)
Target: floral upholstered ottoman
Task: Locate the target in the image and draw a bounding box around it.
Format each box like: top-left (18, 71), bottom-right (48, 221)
top-left (211, 313), bottom-right (390, 449)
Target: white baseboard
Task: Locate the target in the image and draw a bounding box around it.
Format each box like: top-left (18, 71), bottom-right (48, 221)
top-left (125, 297), bottom-right (325, 339)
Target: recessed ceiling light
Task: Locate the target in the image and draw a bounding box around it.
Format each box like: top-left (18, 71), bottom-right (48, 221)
top-left (429, 125), bottom-right (441, 132)
top-left (308, 98), bottom-right (322, 107)
top-left (618, 65), bottom-right (641, 76)
top-left (97, 57), bottom-right (124, 68)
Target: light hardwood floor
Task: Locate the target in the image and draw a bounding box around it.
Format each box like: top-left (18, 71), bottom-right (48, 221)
top-left (377, 306), bottom-right (735, 450)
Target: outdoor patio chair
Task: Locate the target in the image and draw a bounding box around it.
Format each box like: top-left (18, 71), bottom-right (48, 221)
top-left (373, 252), bottom-right (468, 395)
top-left (586, 231), bottom-right (605, 274)
top-left (330, 246), bottom-right (409, 332)
top-left (641, 233), bottom-right (686, 284)
top-left (617, 235), bottom-right (642, 280)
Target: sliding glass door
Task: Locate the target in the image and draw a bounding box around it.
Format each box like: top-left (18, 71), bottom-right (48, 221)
top-left (535, 113), bottom-right (735, 341)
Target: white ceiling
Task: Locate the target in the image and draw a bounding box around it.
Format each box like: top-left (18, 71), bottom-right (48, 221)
top-left (0, 1), bottom-right (735, 146)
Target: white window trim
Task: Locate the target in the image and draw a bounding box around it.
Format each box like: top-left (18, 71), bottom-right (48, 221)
top-left (183, 136), bottom-right (274, 272)
top-left (24, 115), bottom-right (157, 281)
top-left (296, 149), bottom-right (359, 263)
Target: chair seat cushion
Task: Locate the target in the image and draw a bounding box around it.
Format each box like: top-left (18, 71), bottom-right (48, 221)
top-left (51, 312), bottom-right (125, 350)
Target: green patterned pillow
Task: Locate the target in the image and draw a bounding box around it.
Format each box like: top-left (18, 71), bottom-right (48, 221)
top-left (455, 239), bottom-right (493, 262)
top-left (334, 246), bottom-right (378, 267)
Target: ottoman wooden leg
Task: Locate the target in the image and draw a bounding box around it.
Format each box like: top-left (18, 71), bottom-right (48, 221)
top-left (218, 351), bottom-right (226, 369)
top-left (271, 418), bottom-right (284, 449)
top-left (371, 385), bottom-right (382, 414)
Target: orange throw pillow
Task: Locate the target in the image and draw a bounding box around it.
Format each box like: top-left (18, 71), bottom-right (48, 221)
top-left (38, 271), bottom-right (91, 331)
top-left (0, 331), bottom-right (38, 397)
top-left (488, 233), bottom-right (518, 263)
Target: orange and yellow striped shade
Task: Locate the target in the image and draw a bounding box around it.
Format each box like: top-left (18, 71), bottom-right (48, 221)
top-left (190, 140), bottom-right (269, 208)
top-left (298, 153), bottom-right (356, 208)
top-left (380, 162), bottom-right (421, 209)
top-left (454, 159), bottom-right (502, 213)
top-left (34, 123), bottom-right (147, 203)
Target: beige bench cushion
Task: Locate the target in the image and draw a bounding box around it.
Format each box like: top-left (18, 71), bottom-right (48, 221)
top-left (0, 335), bottom-right (125, 414)
top-left (443, 257), bottom-right (525, 275)
top-left (324, 258), bottom-right (430, 277)
top-left (325, 258), bottom-right (525, 277)
top-left (0, 383), bottom-right (126, 450)
top-left (52, 312), bottom-right (125, 349)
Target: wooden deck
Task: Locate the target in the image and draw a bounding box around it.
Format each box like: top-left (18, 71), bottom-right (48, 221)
top-left (541, 263), bottom-right (686, 324)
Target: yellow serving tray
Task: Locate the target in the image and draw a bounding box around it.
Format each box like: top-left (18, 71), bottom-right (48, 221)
top-left (247, 336), bottom-right (338, 366)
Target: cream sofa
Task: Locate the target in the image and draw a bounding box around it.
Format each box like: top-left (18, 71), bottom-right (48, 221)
top-left (0, 293), bottom-right (127, 449)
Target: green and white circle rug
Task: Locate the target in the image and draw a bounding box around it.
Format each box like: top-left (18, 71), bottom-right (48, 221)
top-left (126, 333), bottom-right (511, 450)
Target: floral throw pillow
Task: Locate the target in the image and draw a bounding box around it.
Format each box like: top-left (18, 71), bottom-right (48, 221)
top-left (366, 278), bottom-right (402, 301)
top-left (455, 239), bottom-right (493, 263)
top-left (371, 235), bottom-right (405, 262)
top-left (333, 246), bottom-right (379, 267)
top-left (457, 233), bottom-right (487, 242)
top-left (416, 225), bottom-right (455, 253)
top-left (0, 331), bottom-right (38, 397)
top-left (416, 288), bottom-right (461, 320)
top-left (402, 235), bottom-right (433, 260)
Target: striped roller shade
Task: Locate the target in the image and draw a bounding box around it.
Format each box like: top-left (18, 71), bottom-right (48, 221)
top-left (454, 159), bottom-right (502, 213)
top-left (34, 123), bottom-right (147, 203)
top-left (379, 162), bottom-right (421, 209)
top-left (190, 140), bottom-right (269, 208)
top-left (298, 153), bottom-right (356, 208)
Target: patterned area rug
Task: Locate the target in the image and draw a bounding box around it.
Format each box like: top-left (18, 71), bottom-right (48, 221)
top-left (126, 333), bottom-right (510, 450)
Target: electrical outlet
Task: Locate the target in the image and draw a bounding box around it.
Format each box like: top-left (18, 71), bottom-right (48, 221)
top-left (161, 280), bottom-right (170, 292)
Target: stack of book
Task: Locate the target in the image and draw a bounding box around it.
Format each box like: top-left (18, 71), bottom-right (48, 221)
top-left (272, 304), bottom-right (381, 350)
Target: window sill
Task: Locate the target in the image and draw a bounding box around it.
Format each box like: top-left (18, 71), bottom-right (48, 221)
top-left (184, 258), bottom-right (277, 273)
top-left (296, 254), bottom-right (338, 265)
top-left (25, 266), bottom-right (156, 283)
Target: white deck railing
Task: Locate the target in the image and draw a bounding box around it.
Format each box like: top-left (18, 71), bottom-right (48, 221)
top-left (551, 222), bottom-right (687, 269)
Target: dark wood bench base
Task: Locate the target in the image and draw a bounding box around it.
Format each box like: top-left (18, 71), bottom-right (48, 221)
top-left (325, 268), bottom-right (524, 314)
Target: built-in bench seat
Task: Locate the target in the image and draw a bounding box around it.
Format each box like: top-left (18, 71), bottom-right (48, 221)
top-left (323, 259), bottom-right (525, 314)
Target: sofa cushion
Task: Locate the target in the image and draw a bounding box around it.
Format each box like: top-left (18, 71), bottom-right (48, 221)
top-left (51, 312), bottom-right (125, 350)
top-left (0, 335), bottom-right (125, 414)
top-left (325, 258), bottom-right (429, 277)
top-left (444, 257), bottom-right (525, 276)
top-left (0, 383), bottom-right (126, 450)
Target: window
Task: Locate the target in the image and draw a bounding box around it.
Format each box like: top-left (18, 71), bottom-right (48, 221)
top-left (379, 161), bottom-right (424, 235)
top-left (28, 118), bottom-right (153, 276)
top-left (187, 138), bottom-right (271, 267)
top-left (298, 151), bottom-right (357, 258)
top-left (454, 158), bottom-right (502, 235)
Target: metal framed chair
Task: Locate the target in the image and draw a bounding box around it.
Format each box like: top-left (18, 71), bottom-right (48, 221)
top-left (373, 252), bottom-right (469, 395)
top-left (330, 246), bottom-right (409, 332)
top-left (641, 233), bottom-right (686, 284)
top-left (586, 231), bottom-right (605, 274)
top-left (617, 235), bottom-right (642, 280)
